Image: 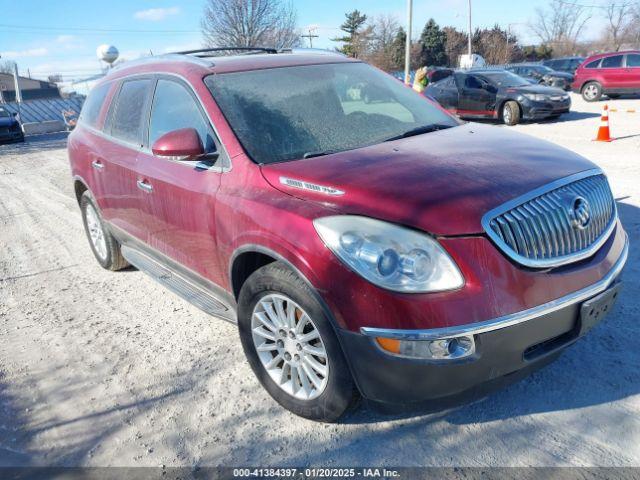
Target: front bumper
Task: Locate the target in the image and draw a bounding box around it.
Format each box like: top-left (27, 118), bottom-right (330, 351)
top-left (522, 98), bottom-right (571, 119)
top-left (0, 128), bottom-right (24, 143)
top-left (340, 236), bottom-right (628, 406)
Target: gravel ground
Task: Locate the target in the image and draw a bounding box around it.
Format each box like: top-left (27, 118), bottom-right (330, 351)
top-left (1, 94), bottom-right (639, 468)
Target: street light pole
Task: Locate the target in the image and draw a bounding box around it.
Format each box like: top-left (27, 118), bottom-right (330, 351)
top-left (467, 0), bottom-right (472, 57)
top-left (404, 0), bottom-right (413, 85)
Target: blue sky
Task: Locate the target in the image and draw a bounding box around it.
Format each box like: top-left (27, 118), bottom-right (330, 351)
top-left (0, 0), bottom-right (603, 81)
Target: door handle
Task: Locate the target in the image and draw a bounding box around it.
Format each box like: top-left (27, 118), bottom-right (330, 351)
top-left (137, 179), bottom-right (153, 193)
top-left (91, 160), bottom-right (104, 170)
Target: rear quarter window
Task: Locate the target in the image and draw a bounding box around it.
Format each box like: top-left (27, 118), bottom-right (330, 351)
top-left (79, 82), bottom-right (111, 129)
top-left (585, 59), bottom-right (601, 69)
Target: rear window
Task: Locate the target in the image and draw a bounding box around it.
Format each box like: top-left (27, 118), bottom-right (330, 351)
top-left (109, 79), bottom-right (152, 146)
top-left (627, 54), bottom-right (640, 67)
top-left (585, 59), bottom-right (601, 69)
top-left (79, 82), bottom-right (111, 129)
top-left (601, 55), bottom-right (623, 68)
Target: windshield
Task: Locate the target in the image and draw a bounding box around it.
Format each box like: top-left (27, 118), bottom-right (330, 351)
top-left (205, 62), bottom-right (459, 164)
top-left (482, 71), bottom-right (531, 88)
top-left (0, 108), bottom-right (10, 118)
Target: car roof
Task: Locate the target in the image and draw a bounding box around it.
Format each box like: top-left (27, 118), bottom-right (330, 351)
top-left (101, 50), bottom-right (357, 84)
top-left (584, 50), bottom-right (640, 62)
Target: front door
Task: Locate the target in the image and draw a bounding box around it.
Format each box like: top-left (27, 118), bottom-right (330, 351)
top-left (134, 77), bottom-right (227, 283)
top-left (458, 74), bottom-right (496, 117)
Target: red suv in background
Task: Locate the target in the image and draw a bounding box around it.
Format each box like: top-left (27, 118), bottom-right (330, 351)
top-left (68, 49), bottom-right (628, 422)
top-left (573, 50), bottom-right (640, 101)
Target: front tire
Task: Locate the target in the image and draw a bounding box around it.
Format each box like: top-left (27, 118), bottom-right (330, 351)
top-left (582, 82), bottom-right (602, 102)
top-left (80, 191), bottom-right (129, 271)
top-left (238, 262), bottom-right (357, 422)
top-left (502, 101), bottom-right (521, 126)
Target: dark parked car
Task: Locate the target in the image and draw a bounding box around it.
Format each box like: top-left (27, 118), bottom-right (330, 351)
top-left (425, 69), bottom-right (571, 125)
top-left (543, 57), bottom-right (585, 74)
top-left (572, 50), bottom-right (640, 101)
top-left (68, 49), bottom-right (627, 422)
top-left (0, 106), bottom-right (24, 144)
top-left (505, 63), bottom-right (574, 90)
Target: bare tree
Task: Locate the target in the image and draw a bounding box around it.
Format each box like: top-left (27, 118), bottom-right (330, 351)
top-left (0, 60), bottom-right (17, 74)
top-left (603, 1), bottom-right (636, 50)
top-left (363, 14), bottom-right (400, 70)
top-left (529, 0), bottom-right (592, 56)
top-left (201, 0), bottom-right (301, 49)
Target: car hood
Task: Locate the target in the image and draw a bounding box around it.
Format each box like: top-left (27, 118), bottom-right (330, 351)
top-left (0, 117), bottom-right (17, 127)
top-left (260, 123), bottom-right (597, 236)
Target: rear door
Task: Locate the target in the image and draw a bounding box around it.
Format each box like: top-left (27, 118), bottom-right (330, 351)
top-left (623, 53), bottom-right (640, 89)
top-left (100, 77), bottom-right (153, 242)
top-left (600, 54), bottom-right (626, 89)
top-left (429, 75), bottom-right (459, 112)
top-left (458, 74), bottom-right (496, 117)
top-left (134, 76), bottom-right (227, 281)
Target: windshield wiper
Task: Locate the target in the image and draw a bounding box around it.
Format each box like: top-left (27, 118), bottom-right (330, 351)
top-left (303, 150), bottom-right (338, 159)
top-left (384, 124), bottom-right (454, 142)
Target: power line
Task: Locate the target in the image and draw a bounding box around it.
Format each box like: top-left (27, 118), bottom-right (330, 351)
top-left (0, 23), bottom-right (200, 33)
top-left (556, 0), bottom-right (635, 8)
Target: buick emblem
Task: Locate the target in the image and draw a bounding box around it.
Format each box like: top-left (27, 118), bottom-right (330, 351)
top-left (570, 196), bottom-right (591, 229)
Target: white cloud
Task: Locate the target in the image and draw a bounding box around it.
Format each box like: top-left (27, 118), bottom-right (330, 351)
top-left (134, 7), bottom-right (180, 21)
top-left (0, 48), bottom-right (48, 59)
top-left (56, 35), bottom-right (76, 44)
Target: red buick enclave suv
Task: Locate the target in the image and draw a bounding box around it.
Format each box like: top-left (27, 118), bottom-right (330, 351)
top-left (68, 49), bottom-right (628, 422)
top-left (573, 50), bottom-right (640, 101)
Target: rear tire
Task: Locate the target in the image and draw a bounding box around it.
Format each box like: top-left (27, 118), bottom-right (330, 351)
top-left (502, 101), bottom-right (521, 126)
top-left (582, 82), bottom-right (602, 102)
top-left (237, 262), bottom-right (358, 422)
top-left (80, 191), bottom-right (129, 271)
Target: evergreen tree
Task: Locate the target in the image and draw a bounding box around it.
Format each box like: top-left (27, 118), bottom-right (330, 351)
top-left (419, 19), bottom-right (447, 67)
top-left (332, 10), bottom-right (368, 57)
top-left (390, 27), bottom-right (407, 70)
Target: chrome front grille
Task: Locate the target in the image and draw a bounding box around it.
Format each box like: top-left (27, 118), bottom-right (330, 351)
top-left (483, 170), bottom-right (616, 268)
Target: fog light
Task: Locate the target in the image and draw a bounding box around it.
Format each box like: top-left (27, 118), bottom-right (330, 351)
top-left (376, 335), bottom-right (475, 360)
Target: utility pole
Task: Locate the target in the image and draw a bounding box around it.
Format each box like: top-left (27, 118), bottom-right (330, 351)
top-left (12, 62), bottom-right (22, 123)
top-left (301, 28), bottom-right (319, 48)
top-left (467, 0), bottom-right (472, 57)
top-left (404, 0), bottom-right (413, 85)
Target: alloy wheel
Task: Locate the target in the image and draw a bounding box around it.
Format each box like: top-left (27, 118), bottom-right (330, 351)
top-left (85, 203), bottom-right (108, 261)
top-left (503, 105), bottom-right (512, 124)
top-left (584, 84), bottom-right (598, 100)
top-left (251, 294), bottom-right (329, 400)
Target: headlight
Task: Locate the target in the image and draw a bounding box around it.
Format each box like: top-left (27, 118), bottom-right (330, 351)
top-left (313, 216), bottom-right (464, 293)
top-left (524, 93), bottom-right (548, 102)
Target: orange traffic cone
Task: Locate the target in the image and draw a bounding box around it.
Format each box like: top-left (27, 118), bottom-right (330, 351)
top-left (594, 104), bottom-right (613, 142)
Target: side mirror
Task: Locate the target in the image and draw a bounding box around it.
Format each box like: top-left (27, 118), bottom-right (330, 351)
top-left (151, 128), bottom-right (205, 160)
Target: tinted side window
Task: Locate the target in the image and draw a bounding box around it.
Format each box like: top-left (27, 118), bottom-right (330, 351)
top-left (79, 82), bottom-right (111, 129)
top-left (586, 59), bottom-right (601, 69)
top-left (148, 79), bottom-right (215, 152)
top-left (464, 75), bottom-right (483, 89)
top-left (110, 79), bottom-right (152, 145)
top-left (601, 55), bottom-right (623, 68)
top-left (627, 54), bottom-right (640, 67)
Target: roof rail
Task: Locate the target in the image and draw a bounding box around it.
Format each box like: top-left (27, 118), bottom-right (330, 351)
top-left (174, 47), bottom-right (278, 57)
